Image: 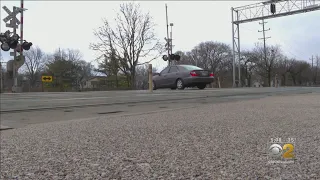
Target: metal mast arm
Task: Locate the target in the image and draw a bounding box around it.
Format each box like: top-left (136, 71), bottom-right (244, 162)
top-left (233, 0), bottom-right (319, 24)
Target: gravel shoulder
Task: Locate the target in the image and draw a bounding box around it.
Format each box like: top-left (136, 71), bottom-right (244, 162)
top-left (1, 93), bottom-right (320, 179)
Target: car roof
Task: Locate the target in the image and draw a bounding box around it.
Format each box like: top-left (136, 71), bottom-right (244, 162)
top-left (176, 64), bottom-right (203, 70)
top-left (176, 64), bottom-right (199, 67)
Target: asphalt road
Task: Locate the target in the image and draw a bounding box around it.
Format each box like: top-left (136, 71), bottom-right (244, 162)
top-left (1, 87), bottom-right (319, 112)
top-left (0, 87), bottom-right (319, 129)
top-left (0, 88), bottom-right (319, 179)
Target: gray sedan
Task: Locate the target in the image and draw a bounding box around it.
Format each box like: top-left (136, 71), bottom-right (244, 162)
top-left (152, 65), bottom-right (214, 90)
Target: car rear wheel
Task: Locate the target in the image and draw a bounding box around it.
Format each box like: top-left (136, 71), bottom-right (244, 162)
top-left (176, 79), bottom-right (185, 90)
top-left (197, 84), bottom-right (206, 90)
top-left (170, 87), bottom-right (176, 90)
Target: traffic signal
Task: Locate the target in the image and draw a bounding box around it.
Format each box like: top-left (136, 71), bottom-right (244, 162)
top-left (162, 54), bottom-right (181, 61)
top-left (169, 54), bottom-right (175, 60)
top-left (270, 3), bottom-right (276, 14)
top-left (162, 55), bottom-right (169, 61)
top-left (174, 54), bottom-right (180, 61)
top-left (21, 41), bottom-right (32, 50)
top-left (170, 54), bottom-right (180, 61)
top-left (0, 31), bottom-right (20, 51)
top-left (15, 41), bottom-right (33, 52)
top-left (8, 34), bottom-right (19, 49)
top-left (1, 42), bottom-right (10, 51)
top-left (0, 31), bottom-right (32, 52)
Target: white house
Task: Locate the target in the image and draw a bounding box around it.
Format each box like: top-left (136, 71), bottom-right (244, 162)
top-left (83, 76), bottom-right (108, 89)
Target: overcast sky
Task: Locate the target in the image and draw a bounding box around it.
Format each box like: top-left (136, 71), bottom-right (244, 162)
top-left (1, 1), bottom-right (319, 70)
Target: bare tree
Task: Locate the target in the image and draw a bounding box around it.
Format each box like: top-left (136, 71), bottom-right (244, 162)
top-left (287, 60), bottom-right (311, 86)
top-left (174, 51), bottom-right (190, 65)
top-left (174, 50), bottom-right (200, 66)
top-left (23, 46), bottom-right (47, 87)
top-left (174, 40), bottom-right (317, 87)
top-left (50, 48), bottom-right (82, 62)
top-left (74, 60), bottom-right (94, 90)
top-left (179, 41), bottom-right (232, 87)
top-left (312, 55), bottom-right (319, 85)
top-left (240, 50), bottom-right (259, 86)
top-left (181, 41), bottom-right (232, 74)
top-left (90, 2), bottom-right (164, 89)
top-left (273, 56), bottom-right (292, 86)
top-left (253, 43), bottom-right (282, 86)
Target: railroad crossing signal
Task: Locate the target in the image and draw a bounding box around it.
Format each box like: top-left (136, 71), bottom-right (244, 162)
top-left (42, 76), bottom-right (53, 82)
top-left (164, 37), bottom-right (175, 51)
top-left (2, 6), bottom-right (21, 24)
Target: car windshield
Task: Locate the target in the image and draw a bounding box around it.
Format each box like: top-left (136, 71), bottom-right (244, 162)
top-left (180, 65), bottom-right (203, 71)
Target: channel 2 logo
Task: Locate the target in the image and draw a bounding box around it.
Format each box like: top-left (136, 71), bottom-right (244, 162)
top-left (268, 143), bottom-right (295, 159)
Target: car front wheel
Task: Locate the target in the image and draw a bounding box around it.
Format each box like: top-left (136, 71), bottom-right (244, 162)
top-left (176, 79), bottom-right (185, 90)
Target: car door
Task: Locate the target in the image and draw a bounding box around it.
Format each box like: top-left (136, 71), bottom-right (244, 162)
top-left (157, 66), bottom-right (170, 88)
top-left (167, 66), bottom-right (180, 86)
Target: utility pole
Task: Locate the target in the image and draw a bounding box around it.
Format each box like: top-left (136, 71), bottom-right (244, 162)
top-left (0, 52), bottom-right (3, 92)
top-left (12, 6), bottom-right (18, 91)
top-left (1, 2), bottom-right (30, 93)
top-left (2, 4), bottom-right (27, 93)
top-left (20, 0), bottom-right (24, 65)
top-left (316, 55), bottom-right (319, 85)
top-left (0, 61), bottom-right (4, 92)
top-left (258, 19), bottom-right (271, 86)
top-left (169, 23), bottom-right (174, 65)
top-left (310, 55), bottom-right (314, 68)
top-left (165, 4), bottom-right (170, 67)
top-left (170, 23), bottom-right (173, 55)
top-left (310, 55), bottom-right (319, 86)
top-left (231, 7), bottom-right (236, 87)
top-left (161, 5), bottom-right (180, 64)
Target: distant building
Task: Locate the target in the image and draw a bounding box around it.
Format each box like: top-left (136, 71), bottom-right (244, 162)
top-left (83, 76), bottom-right (108, 89)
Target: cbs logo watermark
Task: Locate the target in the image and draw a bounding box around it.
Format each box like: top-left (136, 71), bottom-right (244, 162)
top-left (267, 138), bottom-right (295, 164)
top-left (269, 143), bottom-right (295, 158)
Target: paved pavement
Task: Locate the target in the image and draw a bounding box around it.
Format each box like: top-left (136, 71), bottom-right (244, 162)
top-left (1, 87), bottom-right (319, 129)
top-left (0, 90), bottom-right (319, 179)
top-left (1, 87), bottom-right (319, 112)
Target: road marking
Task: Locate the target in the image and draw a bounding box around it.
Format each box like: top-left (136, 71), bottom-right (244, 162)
top-left (0, 89), bottom-right (249, 100)
top-left (35, 105), bottom-right (198, 126)
top-left (0, 96), bottom-right (115, 102)
top-left (0, 125), bottom-right (13, 131)
top-left (0, 94), bottom-right (168, 102)
top-left (0, 93), bottom-right (180, 102)
top-left (1, 88), bottom-right (318, 102)
top-left (136, 94), bottom-right (165, 96)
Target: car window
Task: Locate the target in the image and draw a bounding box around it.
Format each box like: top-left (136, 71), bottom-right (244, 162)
top-left (160, 67), bottom-right (170, 74)
top-left (180, 65), bottom-right (203, 71)
top-left (168, 66), bottom-right (179, 73)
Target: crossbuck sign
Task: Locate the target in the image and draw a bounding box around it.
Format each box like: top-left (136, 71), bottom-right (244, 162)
top-left (2, 6), bottom-right (21, 24)
top-left (2, 6), bottom-right (25, 29)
